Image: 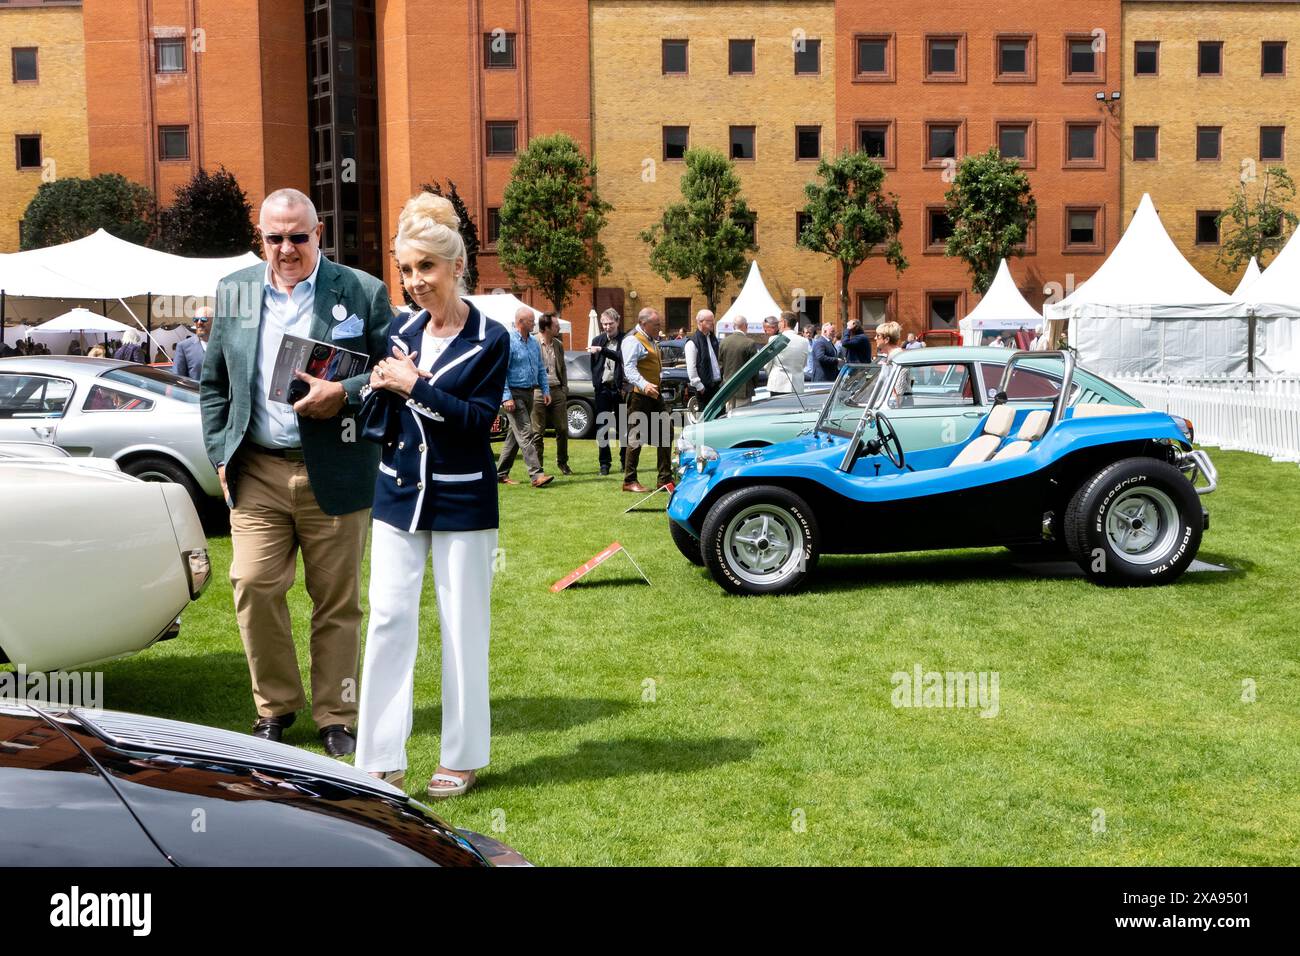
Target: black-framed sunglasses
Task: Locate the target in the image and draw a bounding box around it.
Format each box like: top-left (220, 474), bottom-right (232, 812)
top-left (262, 232), bottom-right (312, 246)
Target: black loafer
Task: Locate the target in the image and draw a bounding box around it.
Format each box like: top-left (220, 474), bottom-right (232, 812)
top-left (251, 712), bottom-right (296, 742)
top-left (320, 724), bottom-right (356, 758)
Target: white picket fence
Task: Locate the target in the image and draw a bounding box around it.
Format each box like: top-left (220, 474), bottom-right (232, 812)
top-left (1113, 375), bottom-right (1300, 463)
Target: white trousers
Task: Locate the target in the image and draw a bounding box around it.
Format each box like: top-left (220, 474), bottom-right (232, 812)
top-left (355, 520), bottom-right (496, 773)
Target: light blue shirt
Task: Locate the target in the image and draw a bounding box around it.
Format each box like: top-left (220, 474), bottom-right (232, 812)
top-left (248, 254), bottom-right (322, 448)
top-left (502, 327), bottom-right (548, 402)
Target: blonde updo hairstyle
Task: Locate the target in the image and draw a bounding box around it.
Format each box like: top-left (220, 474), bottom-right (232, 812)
top-left (394, 192), bottom-right (468, 296)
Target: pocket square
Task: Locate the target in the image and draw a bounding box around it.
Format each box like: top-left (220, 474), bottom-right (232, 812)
top-left (331, 314), bottom-right (364, 339)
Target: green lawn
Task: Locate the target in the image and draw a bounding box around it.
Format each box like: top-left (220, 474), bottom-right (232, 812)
top-left (81, 442), bottom-right (1300, 864)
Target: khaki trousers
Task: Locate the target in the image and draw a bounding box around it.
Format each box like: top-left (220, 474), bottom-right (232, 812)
top-left (229, 450), bottom-right (369, 728)
top-left (530, 384), bottom-right (568, 470)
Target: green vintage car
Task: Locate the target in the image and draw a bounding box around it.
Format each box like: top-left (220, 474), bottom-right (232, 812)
top-left (677, 344), bottom-right (1146, 463)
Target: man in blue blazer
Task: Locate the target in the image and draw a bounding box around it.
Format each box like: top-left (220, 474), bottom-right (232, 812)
top-left (811, 322), bottom-right (841, 382)
top-left (171, 308), bottom-right (211, 380)
top-left (199, 187), bottom-right (393, 756)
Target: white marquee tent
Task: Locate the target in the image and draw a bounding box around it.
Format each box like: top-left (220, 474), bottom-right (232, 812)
top-left (717, 261), bottom-right (783, 335)
top-left (959, 260), bottom-right (1043, 346)
top-left (0, 229), bottom-right (260, 358)
top-left (462, 293), bottom-right (572, 335)
top-left (1047, 194), bottom-right (1250, 378)
top-left (1239, 230), bottom-right (1300, 373)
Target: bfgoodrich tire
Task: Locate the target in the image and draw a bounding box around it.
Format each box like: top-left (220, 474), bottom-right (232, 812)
top-left (700, 484), bottom-right (819, 595)
top-left (1064, 457), bottom-right (1203, 587)
top-left (668, 516), bottom-right (705, 566)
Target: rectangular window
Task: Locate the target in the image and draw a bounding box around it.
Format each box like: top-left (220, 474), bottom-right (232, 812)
top-left (729, 125), bottom-right (755, 161)
top-left (997, 123), bottom-right (1029, 162)
top-left (486, 207), bottom-right (501, 245)
top-left (794, 38), bottom-right (821, 75)
top-left (738, 211), bottom-right (757, 245)
top-left (927, 294), bottom-right (960, 330)
top-left (1065, 122), bottom-right (1100, 165)
top-left (927, 36), bottom-right (962, 78)
top-left (155, 37), bottom-right (185, 74)
top-left (997, 38), bottom-right (1029, 77)
top-left (12, 47), bottom-right (37, 83)
top-left (1199, 41), bottom-right (1223, 76)
top-left (857, 36), bottom-right (890, 77)
top-left (859, 294), bottom-right (889, 328)
top-left (662, 40), bottom-right (688, 75)
top-left (15, 134), bottom-right (40, 170)
top-left (484, 32), bottom-right (516, 69)
top-left (795, 125), bottom-right (820, 161)
top-left (1262, 41), bottom-right (1286, 76)
top-left (1067, 38), bottom-right (1099, 78)
top-left (1261, 126), bottom-right (1285, 162)
top-left (800, 297), bottom-right (823, 327)
top-left (859, 123), bottom-right (889, 160)
top-left (1196, 210), bottom-right (1220, 245)
top-left (729, 39), bottom-right (754, 75)
top-left (796, 211), bottom-right (812, 244)
top-left (663, 125), bottom-right (689, 161)
top-left (927, 123), bottom-right (959, 163)
top-left (158, 125), bottom-right (189, 161)
top-left (665, 297), bottom-right (691, 334)
top-left (486, 121), bottom-right (517, 157)
top-left (927, 208), bottom-right (954, 248)
top-left (1133, 126), bottom-right (1159, 161)
top-left (1196, 126), bottom-right (1221, 161)
top-left (1065, 208), bottom-right (1100, 249)
top-left (1134, 41), bottom-right (1159, 76)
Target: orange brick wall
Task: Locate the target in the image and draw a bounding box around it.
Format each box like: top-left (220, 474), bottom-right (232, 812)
top-left (378, 0), bottom-right (594, 339)
top-left (837, 0), bottom-right (1123, 334)
top-left (85, 0), bottom-right (306, 226)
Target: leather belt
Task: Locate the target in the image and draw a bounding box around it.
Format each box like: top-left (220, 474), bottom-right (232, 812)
top-left (249, 443), bottom-right (305, 462)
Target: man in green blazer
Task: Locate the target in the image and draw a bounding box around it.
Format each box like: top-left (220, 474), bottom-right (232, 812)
top-left (200, 187), bottom-right (393, 757)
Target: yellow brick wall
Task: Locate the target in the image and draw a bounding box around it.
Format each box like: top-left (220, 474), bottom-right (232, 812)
top-left (1122, 1), bottom-right (1300, 291)
top-left (591, 0), bottom-right (837, 328)
top-left (0, 6), bottom-right (90, 252)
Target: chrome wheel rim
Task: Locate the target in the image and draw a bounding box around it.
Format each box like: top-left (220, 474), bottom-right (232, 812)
top-left (1105, 487), bottom-right (1181, 565)
top-left (567, 405), bottom-right (589, 437)
top-left (722, 504), bottom-right (804, 586)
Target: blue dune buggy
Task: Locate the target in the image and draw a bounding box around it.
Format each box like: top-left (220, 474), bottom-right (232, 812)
top-left (667, 351), bottom-right (1217, 595)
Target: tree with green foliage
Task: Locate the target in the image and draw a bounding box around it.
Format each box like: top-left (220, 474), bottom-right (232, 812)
top-left (422, 179), bottom-right (480, 293)
top-left (20, 173), bottom-right (156, 249)
top-left (943, 148), bottom-right (1037, 294)
top-left (641, 148), bottom-right (757, 312)
top-left (1216, 166), bottom-right (1298, 271)
top-left (497, 133), bottom-right (611, 314)
top-left (156, 166), bottom-right (258, 257)
top-left (798, 151), bottom-right (906, 326)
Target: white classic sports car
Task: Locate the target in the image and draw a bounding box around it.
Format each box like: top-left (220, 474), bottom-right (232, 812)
top-left (0, 451), bottom-right (210, 671)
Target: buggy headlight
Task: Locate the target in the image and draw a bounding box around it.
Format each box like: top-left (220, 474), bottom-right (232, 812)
top-left (695, 445), bottom-right (719, 473)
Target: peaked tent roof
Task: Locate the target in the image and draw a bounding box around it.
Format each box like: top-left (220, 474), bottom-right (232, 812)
top-left (1047, 194), bottom-right (1247, 320)
top-left (1240, 229), bottom-right (1300, 318)
top-left (27, 308), bottom-right (136, 335)
top-left (462, 293), bottom-right (571, 334)
top-left (0, 229), bottom-right (261, 299)
top-left (1231, 257), bottom-right (1262, 298)
top-left (717, 261), bottom-right (783, 334)
top-left (959, 260), bottom-right (1043, 332)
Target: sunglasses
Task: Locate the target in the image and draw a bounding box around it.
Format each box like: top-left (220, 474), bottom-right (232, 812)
top-left (262, 232), bottom-right (312, 246)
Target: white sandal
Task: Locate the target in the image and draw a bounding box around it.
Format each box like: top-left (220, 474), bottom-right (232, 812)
top-left (369, 769), bottom-right (406, 789)
top-left (426, 770), bottom-right (476, 799)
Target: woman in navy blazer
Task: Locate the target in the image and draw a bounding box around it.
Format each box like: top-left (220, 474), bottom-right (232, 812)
top-left (354, 193), bottom-right (509, 799)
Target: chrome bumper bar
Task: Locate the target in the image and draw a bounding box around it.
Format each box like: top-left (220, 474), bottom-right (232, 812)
top-left (1177, 449), bottom-right (1218, 496)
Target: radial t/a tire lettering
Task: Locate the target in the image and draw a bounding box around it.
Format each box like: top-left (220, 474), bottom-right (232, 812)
top-left (700, 484), bottom-right (819, 596)
top-left (1064, 456), bottom-right (1203, 586)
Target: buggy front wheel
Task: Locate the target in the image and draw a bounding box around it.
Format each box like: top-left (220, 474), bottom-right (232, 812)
top-left (700, 485), bottom-right (820, 595)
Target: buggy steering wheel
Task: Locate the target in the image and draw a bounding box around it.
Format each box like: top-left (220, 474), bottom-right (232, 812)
top-left (872, 411), bottom-right (905, 469)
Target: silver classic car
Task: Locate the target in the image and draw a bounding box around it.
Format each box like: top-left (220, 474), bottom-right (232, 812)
top-left (0, 356), bottom-right (220, 507)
